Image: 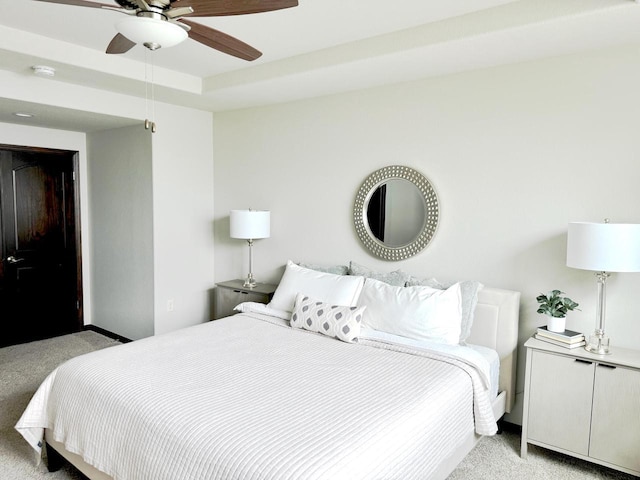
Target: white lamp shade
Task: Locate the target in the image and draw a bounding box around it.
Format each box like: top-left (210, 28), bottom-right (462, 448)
top-left (230, 210), bottom-right (270, 240)
top-left (567, 222), bottom-right (640, 272)
top-left (116, 17), bottom-right (188, 49)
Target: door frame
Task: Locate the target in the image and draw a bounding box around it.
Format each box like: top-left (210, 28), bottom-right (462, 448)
top-left (0, 143), bottom-right (84, 330)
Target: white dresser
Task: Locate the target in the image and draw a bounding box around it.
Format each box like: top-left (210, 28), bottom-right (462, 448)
top-left (521, 337), bottom-right (640, 476)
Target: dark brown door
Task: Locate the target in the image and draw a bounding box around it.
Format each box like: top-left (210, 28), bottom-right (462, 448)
top-left (0, 146), bottom-right (82, 347)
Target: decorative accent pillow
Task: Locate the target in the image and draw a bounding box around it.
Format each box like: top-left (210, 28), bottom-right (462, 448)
top-left (268, 261), bottom-right (364, 313)
top-left (406, 277), bottom-right (482, 344)
top-left (358, 278), bottom-right (462, 345)
top-left (291, 293), bottom-right (365, 343)
top-left (348, 261), bottom-right (409, 287)
top-left (404, 275), bottom-right (445, 289)
top-left (298, 262), bottom-right (348, 275)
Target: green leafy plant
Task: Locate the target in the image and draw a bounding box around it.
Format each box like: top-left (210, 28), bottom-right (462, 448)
top-left (536, 290), bottom-right (580, 318)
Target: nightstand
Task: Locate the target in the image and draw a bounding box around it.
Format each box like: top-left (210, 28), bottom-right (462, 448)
top-left (521, 336), bottom-right (640, 476)
top-left (213, 279), bottom-right (277, 320)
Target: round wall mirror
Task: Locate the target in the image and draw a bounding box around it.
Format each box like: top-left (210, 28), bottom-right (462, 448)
top-left (353, 165), bottom-right (439, 260)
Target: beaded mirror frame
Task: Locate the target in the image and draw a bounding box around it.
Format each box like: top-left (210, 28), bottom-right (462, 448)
top-left (353, 165), bottom-right (439, 261)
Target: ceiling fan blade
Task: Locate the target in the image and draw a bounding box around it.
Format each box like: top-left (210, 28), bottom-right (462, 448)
top-left (175, 0), bottom-right (297, 17)
top-left (118, 0), bottom-right (149, 9)
top-left (180, 19), bottom-right (261, 61)
top-left (106, 33), bottom-right (136, 54)
top-left (33, 0), bottom-right (117, 9)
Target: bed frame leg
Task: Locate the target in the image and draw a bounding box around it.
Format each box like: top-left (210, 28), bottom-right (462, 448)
top-left (496, 417), bottom-right (504, 435)
top-left (46, 442), bottom-right (64, 472)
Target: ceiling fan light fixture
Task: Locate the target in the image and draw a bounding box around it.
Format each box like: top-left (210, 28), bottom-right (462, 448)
top-left (116, 17), bottom-right (187, 50)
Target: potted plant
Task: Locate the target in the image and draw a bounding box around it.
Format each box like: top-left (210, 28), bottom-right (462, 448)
top-left (536, 290), bottom-right (580, 333)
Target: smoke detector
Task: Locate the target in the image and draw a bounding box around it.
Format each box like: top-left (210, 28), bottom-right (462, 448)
top-left (31, 65), bottom-right (56, 77)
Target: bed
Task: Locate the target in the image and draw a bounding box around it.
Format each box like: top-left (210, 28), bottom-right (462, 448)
top-left (16, 263), bottom-right (520, 480)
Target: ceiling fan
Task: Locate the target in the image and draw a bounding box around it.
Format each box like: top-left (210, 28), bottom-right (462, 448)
top-left (34, 0), bottom-right (299, 61)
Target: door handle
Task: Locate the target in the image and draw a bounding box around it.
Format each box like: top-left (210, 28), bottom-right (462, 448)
top-left (598, 364), bottom-right (617, 370)
top-left (5, 256), bottom-right (24, 264)
top-left (574, 359), bottom-right (593, 365)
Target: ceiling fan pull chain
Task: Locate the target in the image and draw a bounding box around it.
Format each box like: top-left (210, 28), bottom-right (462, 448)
top-left (150, 51), bottom-right (157, 133)
top-left (144, 48), bottom-right (150, 131)
top-left (142, 49), bottom-right (157, 133)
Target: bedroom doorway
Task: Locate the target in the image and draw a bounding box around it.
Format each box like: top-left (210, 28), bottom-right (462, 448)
top-left (0, 145), bottom-right (82, 347)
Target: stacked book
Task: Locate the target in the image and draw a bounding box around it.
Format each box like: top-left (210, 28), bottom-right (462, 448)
top-left (535, 326), bottom-right (586, 349)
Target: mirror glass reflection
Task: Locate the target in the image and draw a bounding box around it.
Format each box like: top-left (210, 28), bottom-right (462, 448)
top-left (366, 179), bottom-right (427, 248)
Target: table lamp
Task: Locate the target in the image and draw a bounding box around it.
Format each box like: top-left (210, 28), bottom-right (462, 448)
top-left (566, 220), bottom-right (640, 354)
top-left (230, 209), bottom-right (270, 288)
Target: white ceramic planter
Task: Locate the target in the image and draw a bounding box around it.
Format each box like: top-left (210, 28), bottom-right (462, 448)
top-left (547, 316), bottom-right (566, 333)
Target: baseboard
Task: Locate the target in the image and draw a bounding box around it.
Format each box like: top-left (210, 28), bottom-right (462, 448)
top-left (83, 325), bottom-right (132, 344)
top-left (501, 421), bottom-right (522, 434)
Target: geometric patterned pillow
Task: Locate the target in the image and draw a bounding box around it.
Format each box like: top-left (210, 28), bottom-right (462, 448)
top-left (291, 293), bottom-right (366, 343)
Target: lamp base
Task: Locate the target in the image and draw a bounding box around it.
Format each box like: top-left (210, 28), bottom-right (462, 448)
top-left (242, 274), bottom-right (257, 289)
top-left (585, 331), bottom-right (611, 355)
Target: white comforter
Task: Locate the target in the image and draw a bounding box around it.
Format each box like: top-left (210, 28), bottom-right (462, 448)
top-left (16, 313), bottom-right (496, 480)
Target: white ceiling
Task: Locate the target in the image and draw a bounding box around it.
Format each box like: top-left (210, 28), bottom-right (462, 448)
top-left (1, 0), bottom-right (640, 131)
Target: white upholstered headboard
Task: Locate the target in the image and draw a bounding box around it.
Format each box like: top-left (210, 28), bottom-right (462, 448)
top-left (467, 287), bottom-right (520, 413)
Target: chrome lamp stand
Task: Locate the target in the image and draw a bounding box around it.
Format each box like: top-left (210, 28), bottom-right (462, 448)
top-left (243, 238), bottom-right (257, 288)
top-left (585, 271), bottom-right (611, 355)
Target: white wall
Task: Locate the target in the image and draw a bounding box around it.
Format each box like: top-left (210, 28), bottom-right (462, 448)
top-left (87, 126), bottom-right (155, 340)
top-left (2, 72), bottom-right (216, 337)
top-left (213, 43), bottom-right (640, 424)
top-left (152, 103), bottom-right (215, 334)
top-left (85, 102), bottom-right (216, 339)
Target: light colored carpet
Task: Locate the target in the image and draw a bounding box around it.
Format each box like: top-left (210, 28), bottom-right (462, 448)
top-left (0, 331), bottom-right (119, 479)
top-left (0, 331), bottom-right (636, 479)
top-left (449, 427), bottom-right (636, 480)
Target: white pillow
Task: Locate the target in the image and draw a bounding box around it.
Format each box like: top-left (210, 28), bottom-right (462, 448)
top-left (234, 302), bottom-right (291, 321)
top-left (406, 277), bottom-right (483, 344)
top-left (291, 293), bottom-right (365, 343)
top-left (268, 261), bottom-right (365, 313)
top-left (359, 278), bottom-right (462, 345)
